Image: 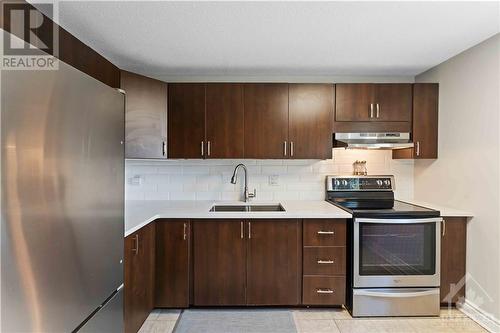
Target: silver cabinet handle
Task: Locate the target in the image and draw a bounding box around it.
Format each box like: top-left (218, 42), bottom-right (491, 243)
top-left (183, 222), bottom-right (187, 240)
top-left (290, 141), bottom-right (294, 157)
top-left (317, 260), bottom-right (335, 264)
top-left (132, 234), bottom-right (139, 255)
top-left (207, 141), bottom-right (211, 157)
top-left (240, 221), bottom-right (244, 239)
top-left (370, 103), bottom-right (374, 118)
top-left (376, 103), bottom-right (380, 118)
top-left (317, 230), bottom-right (335, 235)
top-left (201, 141), bottom-right (204, 157)
top-left (162, 141), bottom-right (167, 157)
top-left (283, 141), bottom-right (287, 156)
top-left (416, 141), bottom-right (420, 157)
top-left (442, 219), bottom-right (446, 237)
top-left (316, 289), bottom-right (334, 294)
top-left (248, 221), bottom-right (251, 239)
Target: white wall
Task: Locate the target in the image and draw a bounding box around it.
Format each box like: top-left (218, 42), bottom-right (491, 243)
top-left (415, 34), bottom-right (500, 321)
top-left (125, 150), bottom-right (414, 202)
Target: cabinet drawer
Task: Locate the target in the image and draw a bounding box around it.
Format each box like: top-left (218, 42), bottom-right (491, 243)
top-left (303, 276), bottom-right (346, 305)
top-left (303, 247), bottom-right (346, 276)
top-left (303, 220), bottom-right (346, 246)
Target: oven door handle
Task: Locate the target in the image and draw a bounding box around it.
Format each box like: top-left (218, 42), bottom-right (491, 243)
top-left (355, 289), bottom-right (439, 298)
top-left (355, 217), bottom-right (443, 224)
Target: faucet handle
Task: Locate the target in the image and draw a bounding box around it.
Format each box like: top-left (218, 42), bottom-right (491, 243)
top-left (248, 188), bottom-right (256, 199)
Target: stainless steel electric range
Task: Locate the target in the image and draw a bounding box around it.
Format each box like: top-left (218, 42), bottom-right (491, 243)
top-left (326, 175), bottom-right (443, 317)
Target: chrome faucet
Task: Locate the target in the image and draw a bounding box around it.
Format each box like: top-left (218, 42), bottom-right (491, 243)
top-left (230, 163), bottom-right (256, 202)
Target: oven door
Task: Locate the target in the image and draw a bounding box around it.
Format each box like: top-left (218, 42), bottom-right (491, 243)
top-left (354, 217), bottom-right (442, 288)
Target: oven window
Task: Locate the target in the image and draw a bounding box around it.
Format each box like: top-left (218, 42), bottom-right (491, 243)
top-left (359, 223), bottom-right (436, 276)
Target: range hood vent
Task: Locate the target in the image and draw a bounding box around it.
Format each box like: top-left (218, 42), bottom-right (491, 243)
top-left (334, 132), bottom-right (414, 150)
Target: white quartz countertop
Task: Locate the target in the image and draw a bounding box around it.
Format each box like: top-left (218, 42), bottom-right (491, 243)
top-left (125, 200), bottom-right (352, 237)
top-left (397, 199), bottom-right (474, 218)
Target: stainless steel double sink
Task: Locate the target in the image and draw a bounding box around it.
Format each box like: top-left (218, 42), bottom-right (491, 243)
top-left (209, 204), bottom-right (285, 212)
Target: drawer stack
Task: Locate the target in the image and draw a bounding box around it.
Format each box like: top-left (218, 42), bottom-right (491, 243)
top-left (302, 219), bottom-right (346, 305)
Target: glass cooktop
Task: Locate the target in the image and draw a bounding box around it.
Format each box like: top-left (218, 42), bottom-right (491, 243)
top-left (327, 199), bottom-right (440, 218)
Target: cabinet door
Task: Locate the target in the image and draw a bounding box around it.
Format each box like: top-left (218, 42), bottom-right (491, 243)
top-left (335, 84), bottom-right (374, 121)
top-left (168, 83), bottom-right (206, 158)
top-left (193, 220), bottom-right (246, 305)
top-left (155, 220), bottom-right (190, 308)
top-left (246, 220), bottom-right (301, 305)
top-left (413, 83), bottom-right (438, 158)
top-left (373, 84), bottom-right (412, 122)
top-left (289, 84), bottom-right (334, 159)
top-left (244, 84), bottom-right (289, 158)
top-left (206, 83), bottom-right (244, 158)
top-left (124, 224), bottom-right (155, 333)
top-left (440, 218), bottom-right (466, 304)
top-left (121, 71), bottom-right (167, 158)
top-left (393, 83), bottom-right (439, 159)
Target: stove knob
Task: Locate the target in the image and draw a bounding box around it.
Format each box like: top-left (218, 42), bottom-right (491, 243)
top-left (384, 180), bottom-right (391, 187)
top-left (376, 180), bottom-right (383, 186)
top-left (334, 180), bottom-right (340, 187)
top-left (341, 180), bottom-right (348, 186)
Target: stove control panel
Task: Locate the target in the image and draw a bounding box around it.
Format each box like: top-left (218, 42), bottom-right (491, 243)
top-left (326, 176), bottom-right (394, 191)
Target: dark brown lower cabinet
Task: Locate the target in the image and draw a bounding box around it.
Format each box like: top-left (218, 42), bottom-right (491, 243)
top-left (440, 217), bottom-right (467, 304)
top-left (193, 219), bottom-right (301, 306)
top-left (246, 220), bottom-right (301, 305)
top-left (155, 220), bottom-right (190, 308)
top-left (193, 220), bottom-right (247, 305)
top-left (302, 219), bottom-right (347, 306)
top-left (303, 276), bottom-right (346, 305)
top-left (124, 223), bottom-right (155, 333)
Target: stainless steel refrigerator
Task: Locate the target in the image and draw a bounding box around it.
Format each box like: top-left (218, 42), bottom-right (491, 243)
top-left (1, 56), bottom-right (125, 332)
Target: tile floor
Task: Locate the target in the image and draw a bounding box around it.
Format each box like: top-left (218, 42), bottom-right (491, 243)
top-left (138, 307), bottom-right (488, 333)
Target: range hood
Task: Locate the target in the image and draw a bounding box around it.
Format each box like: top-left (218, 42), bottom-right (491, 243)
top-left (334, 133), bottom-right (414, 150)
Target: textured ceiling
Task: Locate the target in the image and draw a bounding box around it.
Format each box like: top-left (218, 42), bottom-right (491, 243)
top-left (32, 1), bottom-right (499, 80)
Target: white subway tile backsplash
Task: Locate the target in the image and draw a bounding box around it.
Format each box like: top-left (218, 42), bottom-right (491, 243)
top-left (273, 191), bottom-right (300, 200)
top-left (221, 191), bottom-right (241, 201)
top-left (287, 165), bottom-right (313, 174)
top-left (195, 192), bottom-right (221, 201)
top-left (157, 166), bottom-right (183, 174)
top-left (169, 191), bottom-right (196, 200)
top-left (183, 166), bottom-right (210, 174)
top-left (261, 166), bottom-right (288, 174)
top-left (256, 159), bottom-right (284, 165)
top-left (287, 182), bottom-right (323, 191)
top-left (125, 150), bottom-right (414, 201)
top-left (299, 191), bottom-right (325, 200)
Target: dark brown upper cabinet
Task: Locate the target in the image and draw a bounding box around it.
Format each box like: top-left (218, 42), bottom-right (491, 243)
top-left (288, 84), bottom-right (334, 159)
top-left (168, 83), bottom-right (206, 158)
top-left (244, 84), bottom-right (289, 158)
top-left (205, 83), bottom-right (245, 158)
top-left (393, 83), bottom-right (439, 159)
top-left (155, 220), bottom-right (190, 308)
top-left (121, 71), bottom-right (168, 159)
top-left (374, 84), bottom-right (412, 122)
top-left (335, 83), bottom-right (412, 122)
top-left (335, 83), bottom-right (374, 122)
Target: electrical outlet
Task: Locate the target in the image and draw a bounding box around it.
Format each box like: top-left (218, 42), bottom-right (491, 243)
top-left (269, 174), bottom-right (280, 186)
top-left (129, 175), bottom-right (143, 186)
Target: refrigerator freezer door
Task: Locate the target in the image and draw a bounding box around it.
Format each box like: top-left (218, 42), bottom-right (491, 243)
top-left (78, 287), bottom-right (124, 333)
top-left (1, 56), bottom-right (125, 331)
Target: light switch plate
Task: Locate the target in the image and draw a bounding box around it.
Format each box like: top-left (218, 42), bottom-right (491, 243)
top-left (269, 174), bottom-right (280, 186)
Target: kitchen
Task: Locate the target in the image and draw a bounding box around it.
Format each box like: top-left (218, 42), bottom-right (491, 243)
top-left (1, 1), bottom-right (499, 333)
